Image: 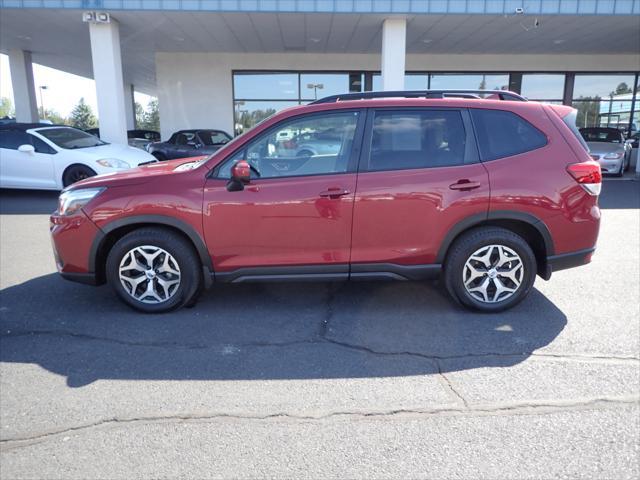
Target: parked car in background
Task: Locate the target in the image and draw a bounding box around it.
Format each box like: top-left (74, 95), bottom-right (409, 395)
top-left (51, 90), bottom-right (601, 314)
top-left (86, 128), bottom-right (161, 151)
top-left (579, 127), bottom-right (632, 176)
top-left (275, 128), bottom-right (345, 159)
top-left (147, 129), bottom-right (231, 160)
top-left (0, 123), bottom-right (156, 189)
top-left (612, 122), bottom-right (637, 137)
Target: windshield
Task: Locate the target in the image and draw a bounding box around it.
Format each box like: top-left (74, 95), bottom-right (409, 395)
top-left (198, 130), bottom-right (231, 146)
top-left (37, 127), bottom-right (108, 149)
top-left (579, 128), bottom-right (622, 144)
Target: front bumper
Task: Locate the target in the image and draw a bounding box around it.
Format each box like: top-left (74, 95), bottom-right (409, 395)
top-left (593, 156), bottom-right (624, 174)
top-left (50, 209), bottom-right (102, 284)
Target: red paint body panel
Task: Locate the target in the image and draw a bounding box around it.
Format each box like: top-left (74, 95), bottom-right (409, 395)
top-left (203, 174), bottom-right (357, 271)
top-left (351, 164), bottom-right (490, 265)
top-left (50, 210), bottom-right (101, 273)
top-left (479, 103), bottom-right (600, 255)
top-left (85, 168), bottom-right (207, 243)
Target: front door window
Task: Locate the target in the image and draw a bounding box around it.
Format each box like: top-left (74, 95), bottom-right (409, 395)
top-left (218, 111), bottom-right (360, 179)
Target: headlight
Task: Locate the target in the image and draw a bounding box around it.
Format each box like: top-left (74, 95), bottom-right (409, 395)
top-left (603, 152), bottom-right (623, 159)
top-left (96, 158), bottom-right (130, 169)
top-left (58, 187), bottom-right (105, 216)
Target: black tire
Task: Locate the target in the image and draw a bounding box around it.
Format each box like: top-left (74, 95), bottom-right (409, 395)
top-left (63, 165), bottom-right (97, 187)
top-left (615, 161), bottom-right (625, 177)
top-left (152, 152), bottom-right (167, 161)
top-left (106, 227), bottom-right (202, 313)
top-left (444, 227), bottom-right (537, 312)
top-left (296, 149), bottom-right (314, 158)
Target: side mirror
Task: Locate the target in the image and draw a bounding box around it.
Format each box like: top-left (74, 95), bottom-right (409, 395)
top-left (18, 144), bottom-right (35, 155)
top-left (227, 160), bottom-right (251, 192)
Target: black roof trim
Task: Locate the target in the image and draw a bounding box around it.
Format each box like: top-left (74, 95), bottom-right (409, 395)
top-left (311, 89), bottom-right (527, 104)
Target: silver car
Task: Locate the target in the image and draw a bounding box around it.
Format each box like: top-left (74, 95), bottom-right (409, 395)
top-left (580, 127), bottom-right (632, 176)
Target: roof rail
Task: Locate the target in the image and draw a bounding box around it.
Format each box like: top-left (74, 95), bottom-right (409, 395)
top-left (310, 89), bottom-right (527, 104)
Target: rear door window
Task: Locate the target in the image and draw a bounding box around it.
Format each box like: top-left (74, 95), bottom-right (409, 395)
top-left (365, 110), bottom-right (467, 172)
top-left (470, 109), bottom-right (547, 161)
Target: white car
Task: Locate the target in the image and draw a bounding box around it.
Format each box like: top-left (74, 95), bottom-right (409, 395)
top-left (0, 123), bottom-right (156, 190)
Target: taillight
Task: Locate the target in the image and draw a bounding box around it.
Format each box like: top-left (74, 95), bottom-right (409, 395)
top-left (567, 161), bottom-right (602, 196)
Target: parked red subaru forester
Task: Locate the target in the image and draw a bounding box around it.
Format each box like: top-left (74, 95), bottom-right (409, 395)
top-left (50, 90), bottom-right (601, 313)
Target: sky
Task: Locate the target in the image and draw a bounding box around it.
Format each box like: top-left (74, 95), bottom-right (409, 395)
top-left (0, 53), bottom-right (153, 118)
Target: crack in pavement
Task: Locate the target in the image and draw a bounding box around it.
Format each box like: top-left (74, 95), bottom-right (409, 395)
top-left (2, 328), bottom-right (639, 364)
top-left (2, 396), bottom-right (638, 451)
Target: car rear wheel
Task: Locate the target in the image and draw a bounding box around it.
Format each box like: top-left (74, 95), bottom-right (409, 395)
top-left (444, 227), bottom-right (537, 312)
top-left (106, 228), bottom-right (202, 313)
top-left (63, 165), bottom-right (97, 187)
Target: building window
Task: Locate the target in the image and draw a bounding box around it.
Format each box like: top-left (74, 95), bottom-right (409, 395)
top-left (520, 74), bottom-right (565, 102)
top-left (572, 74), bottom-right (636, 131)
top-left (234, 73), bottom-right (299, 100)
top-left (233, 72), bottom-right (361, 135)
top-left (429, 74), bottom-right (509, 91)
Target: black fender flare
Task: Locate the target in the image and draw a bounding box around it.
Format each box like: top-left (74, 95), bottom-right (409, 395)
top-left (89, 214), bottom-right (213, 274)
top-left (435, 210), bottom-right (555, 264)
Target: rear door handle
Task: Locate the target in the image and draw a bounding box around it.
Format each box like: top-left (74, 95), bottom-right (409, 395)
top-left (449, 180), bottom-right (481, 191)
top-left (319, 188), bottom-right (351, 199)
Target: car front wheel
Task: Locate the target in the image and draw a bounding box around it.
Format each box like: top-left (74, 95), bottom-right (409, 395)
top-left (106, 228), bottom-right (202, 313)
top-left (444, 227), bottom-right (537, 312)
top-left (63, 165), bottom-right (97, 187)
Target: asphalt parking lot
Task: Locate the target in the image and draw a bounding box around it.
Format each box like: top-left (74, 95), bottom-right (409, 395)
top-left (0, 178), bottom-right (638, 479)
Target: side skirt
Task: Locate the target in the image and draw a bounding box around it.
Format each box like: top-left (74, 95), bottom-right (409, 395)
top-left (212, 263), bottom-right (442, 284)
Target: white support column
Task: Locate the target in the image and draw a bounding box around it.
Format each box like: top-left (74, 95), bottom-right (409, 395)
top-left (381, 18), bottom-right (406, 91)
top-left (124, 83), bottom-right (136, 130)
top-left (8, 49), bottom-right (39, 122)
top-left (88, 17), bottom-right (128, 145)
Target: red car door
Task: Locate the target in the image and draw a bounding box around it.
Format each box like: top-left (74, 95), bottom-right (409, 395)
top-left (350, 108), bottom-right (490, 273)
top-left (202, 110), bottom-right (364, 280)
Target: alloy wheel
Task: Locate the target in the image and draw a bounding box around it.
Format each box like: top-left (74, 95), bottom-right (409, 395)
top-left (118, 245), bottom-right (181, 304)
top-left (462, 244), bottom-right (524, 303)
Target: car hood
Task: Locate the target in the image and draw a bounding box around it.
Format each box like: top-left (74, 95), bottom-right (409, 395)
top-left (586, 142), bottom-right (625, 154)
top-left (68, 156), bottom-right (207, 190)
top-left (73, 143), bottom-right (156, 165)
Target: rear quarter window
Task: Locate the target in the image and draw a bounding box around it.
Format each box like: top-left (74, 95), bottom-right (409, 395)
top-left (470, 109), bottom-right (547, 161)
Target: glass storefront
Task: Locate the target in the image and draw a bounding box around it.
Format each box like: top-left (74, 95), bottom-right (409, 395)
top-left (429, 74), bottom-right (509, 91)
top-left (233, 71), bottom-right (640, 138)
top-left (572, 74), bottom-right (636, 134)
top-left (233, 72), bottom-right (360, 134)
top-left (520, 74), bottom-right (565, 102)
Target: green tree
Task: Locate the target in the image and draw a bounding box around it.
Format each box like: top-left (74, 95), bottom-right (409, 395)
top-left (69, 97), bottom-right (97, 130)
top-left (44, 109), bottom-right (69, 125)
top-left (574, 96), bottom-right (602, 128)
top-left (134, 101), bottom-right (145, 128)
top-left (0, 97), bottom-right (15, 118)
top-left (613, 82), bottom-right (632, 95)
top-left (139, 99), bottom-right (160, 131)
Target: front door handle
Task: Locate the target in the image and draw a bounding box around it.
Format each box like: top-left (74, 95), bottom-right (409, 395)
top-left (319, 188), bottom-right (351, 199)
top-left (449, 180), bottom-right (481, 191)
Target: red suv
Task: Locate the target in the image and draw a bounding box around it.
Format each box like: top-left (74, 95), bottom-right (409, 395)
top-left (50, 90), bottom-right (601, 313)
